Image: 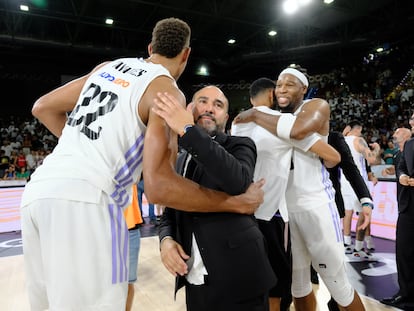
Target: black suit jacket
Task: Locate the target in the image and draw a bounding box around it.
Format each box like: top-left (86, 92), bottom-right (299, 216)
top-left (159, 126), bottom-right (276, 302)
top-left (328, 131), bottom-right (372, 218)
top-left (397, 137), bottom-right (414, 213)
top-left (394, 150), bottom-right (403, 201)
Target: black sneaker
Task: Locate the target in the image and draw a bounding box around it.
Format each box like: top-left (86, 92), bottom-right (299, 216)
top-left (327, 298), bottom-right (340, 311)
top-left (310, 266), bottom-right (319, 284)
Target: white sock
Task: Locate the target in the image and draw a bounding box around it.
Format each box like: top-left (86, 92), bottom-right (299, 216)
top-left (355, 240), bottom-right (364, 251)
top-left (344, 235), bottom-right (352, 245)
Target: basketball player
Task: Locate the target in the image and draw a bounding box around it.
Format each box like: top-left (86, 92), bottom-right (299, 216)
top-left (234, 67), bottom-right (366, 311)
top-left (20, 18), bottom-right (263, 311)
top-left (341, 120), bottom-right (381, 260)
top-left (231, 77), bottom-right (340, 311)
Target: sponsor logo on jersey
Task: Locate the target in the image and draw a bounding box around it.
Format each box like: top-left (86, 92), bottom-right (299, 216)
top-left (98, 71), bottom-right (130, 88)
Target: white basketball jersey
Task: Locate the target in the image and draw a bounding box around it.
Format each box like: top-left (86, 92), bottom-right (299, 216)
top-left (341, 135), bottom-right (368, 195)
top-left (23, 58), bottom-right (173, 208)
top-left (231, 106), bottom-right (319, 221)
top-left (285, 102), bottom-right (336, 212)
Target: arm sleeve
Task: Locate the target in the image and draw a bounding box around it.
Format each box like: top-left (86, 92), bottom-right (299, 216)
top-left (397, 145), bottom-right (409, 178)
top-left (158, 207), bottom-right (177, 242)
top-left (179, 126), bottom-right (256, 195)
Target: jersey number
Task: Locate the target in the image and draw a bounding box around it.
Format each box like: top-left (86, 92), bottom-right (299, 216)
top-left (67, 83), bottom-right (118, 140)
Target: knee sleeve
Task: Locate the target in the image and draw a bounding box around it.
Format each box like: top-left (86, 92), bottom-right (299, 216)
top-left (291, 266), bottom-right (312, 298)
top-left (322, 269), bottom-right (354, 307)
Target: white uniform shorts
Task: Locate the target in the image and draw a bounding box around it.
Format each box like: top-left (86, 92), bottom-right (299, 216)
top-left (21, 195), bottom-right (129, 311)
top-left (289, 202), bottom-right (355, 306)
top-left (341, 178), bottom-right (362, 212)
top-left (342, 192), bottom-right (362, 212)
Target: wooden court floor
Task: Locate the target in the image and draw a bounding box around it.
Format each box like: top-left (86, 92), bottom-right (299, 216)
top-left (0, 236), bottom-right (402, 311)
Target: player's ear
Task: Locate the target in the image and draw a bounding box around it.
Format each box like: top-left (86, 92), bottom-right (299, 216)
top-left (186, 102), bottom-right (194, 113)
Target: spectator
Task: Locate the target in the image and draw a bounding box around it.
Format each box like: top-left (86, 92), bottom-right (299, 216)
top-left (16, 166), bottom-right (30, 180)
top-left (383, 139), bottom-right (399, 165)
top-left (0, 149), bottom-right (10, 177)
top-left (15, 149), bottom-right (27, 170)
top-left (3, 164), bottom-right (16, 180)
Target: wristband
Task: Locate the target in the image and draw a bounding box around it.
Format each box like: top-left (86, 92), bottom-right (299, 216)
top-left (276, 114), bottom-right (296, 140)
top-left (179, 124), bottom-right (194, 137)
top-left (360, 197), bottom-right (373, 209)
top-left (361, 202), bottom-right (374, 209)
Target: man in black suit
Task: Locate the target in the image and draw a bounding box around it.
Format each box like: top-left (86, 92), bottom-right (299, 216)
top-left (381, 126), bottom-right (414, 310)
top-left (155, 86), bottom-right (276, 311)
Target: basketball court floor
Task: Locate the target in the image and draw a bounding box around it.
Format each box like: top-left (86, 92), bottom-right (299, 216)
top-left (0, 221), bottom-right (405, 311)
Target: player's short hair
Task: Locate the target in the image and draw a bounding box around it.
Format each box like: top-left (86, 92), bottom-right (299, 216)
top-left (151, 18), bottom-right (191, 58)
top-left (348, 120), bottom-right (362, 129)
top-left (249, 78), bottom-right (276, 98)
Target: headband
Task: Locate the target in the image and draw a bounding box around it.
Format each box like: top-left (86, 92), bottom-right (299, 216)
top-left (279, 68), bottom-right (309, 87)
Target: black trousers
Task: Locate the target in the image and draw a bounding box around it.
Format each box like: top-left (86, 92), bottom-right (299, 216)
top-left (396, 206), bottom-right (414, 299)
top-left (185, 280), bottom-right (269, 311)
top-left (257, 215), bottom-right (292, 310)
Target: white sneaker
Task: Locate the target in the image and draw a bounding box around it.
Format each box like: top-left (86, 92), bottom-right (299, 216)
top-left (365, 236), bottom-right (375, 251)
top-left (352, 249), bottom-right (378, 262)
top-left (344, 243), bottom-right (353, 254)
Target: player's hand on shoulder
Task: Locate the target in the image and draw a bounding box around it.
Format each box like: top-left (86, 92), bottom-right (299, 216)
top-left (233, 108), bottom-right (256, 124)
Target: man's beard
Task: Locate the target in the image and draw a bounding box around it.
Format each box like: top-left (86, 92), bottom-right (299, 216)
top-left (279, 102), bottom-right (295, 113)
top-left (204, 128), bottom-right (218, 137)
top-left (196, 113), bottom-right (223, 136)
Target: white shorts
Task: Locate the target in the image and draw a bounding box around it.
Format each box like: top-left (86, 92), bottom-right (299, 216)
top-left (341, 178), bottom-right (362, 212)
top-left (21, 194), bottom-right (129, 310)
top-left (342, 192), bottom-right (362, 212)
top-left (289, 202), bottom-right (350, 296)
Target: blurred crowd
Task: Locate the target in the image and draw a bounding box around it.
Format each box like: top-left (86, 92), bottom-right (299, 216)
top-left (0, 116), bottom-right (56, 181)
top-left (1, 47), bottom-right (413, 180)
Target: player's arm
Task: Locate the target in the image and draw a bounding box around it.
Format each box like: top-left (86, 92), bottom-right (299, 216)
top-left (356, 137), bottom-right (381, 165)
top-left (233, 98), bottom-right (330, 140)
top-left (233, 108), bottom-right (281, 136)
top-left (31, 62), bottom-right (109, 137)
top-left (308, 140), bottom-right (340, 168)
top-left (290, 132), bottom-right (340, 167)
top-left (288, 98), bottom-right (330, 139)
top-left (141, 77), bottom-right (263, 214)
top-left (382, 165), bottom-right (395, 176)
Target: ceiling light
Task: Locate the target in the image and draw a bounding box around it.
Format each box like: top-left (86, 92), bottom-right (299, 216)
top-left (228, 38), bottom-right (236, 44)
top-left (283, 0), bottom-right (299, 14)
top-left (105, 18), bottom-right (114, 25)
top-left (376, 47), bottom-right (384, 53)
top-left (20, 5), bottom-right (29, 11)
top-left (323, 0), bottom-right (334, 4)
top-left (197, 65), bottom-right (209, 76)
top-left (268, 30), bottom-right (277, 36)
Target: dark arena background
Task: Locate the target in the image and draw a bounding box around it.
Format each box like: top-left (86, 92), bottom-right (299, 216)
top-left (1, 0), bottom-right (413, 310)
